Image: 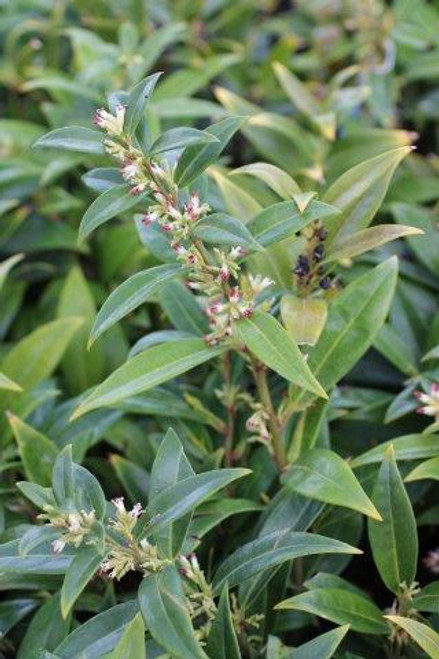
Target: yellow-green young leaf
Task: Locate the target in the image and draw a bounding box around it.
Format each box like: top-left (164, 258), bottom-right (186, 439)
top-left (138, 567), bottom-right (209, 659)
top-left (368, 446), bottom-right (418, 594)
top-left (323, 147), bottom-right (412, 244)
top-left (385, 616), bottom-right (439, 658)
top-left (0, 254), bottom-right (23, 292)
top-left (212, 531), bottom-right (360, 594)
top-left (175, 116), bottom-right (246, 188)
top-left (293, 191), bottom-right (316, 212)
top-left (33, 126), bottom-right (106, 154)
top-left (282, 448), bottom-right (381, 520)
top-left (273, 62), bottom-right (320, 117)
top-left (209, 166), bottom-right (262, 221)
top-left (291, 625), bottom-right (350, 659)
top-left (405, 456), bottom-right (439, 483)
top-left (206, 586), bottom-right (241, 659)
top-left (78, 185), bottom-right (147, 242)
top-left (105, 613), bottom-right (146, 659)
top-left (89, 263), bottom-right (183, 346)
top-left (325, 224), bottom-right (423, 262)
top-left (61, 547), bottom-right (103, 618)
top-left (235, 311), bottom-right (327, 399)
top-left (57, 267), bottom-right (105, 394)
top-left (291, 257), bottom-right (398, 407)
top-left (230, 162), bottom-right (301, 200)
top-left (7, 414), bottom-right (58, 487)
top-left (281, 295), bottom-right (328, 346)
top-left (277, 588), bottom-right (388, 635)
top-left (71, 339), bottom-right (224, 419)
top-left (0, 372), bottom-right (22, 392)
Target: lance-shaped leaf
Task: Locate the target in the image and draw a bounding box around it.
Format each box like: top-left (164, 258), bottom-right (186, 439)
top-left (230, 162), bottom-right (301, 200)
top-left (291, 257), bottom-right (398, 406)
top-left (206, 586), bottom-right (241, 659)
top-left (351, 434), bottom-right (439, 468)
top-left (7, 414), bottom-right (58, 487)
top-left (291, 625), bottom-right (350, 659)
top-left (212, 530), bottom-right (361, 594)
top-left (17, 592), bottom-right (70, 659)
top-left (149, 428), bottom-right (194, 558)
top-left (368, 446), bottom-right (418, 594)
top-left (149, 127), bottom-right (218, 156)
top-left (413, 581), bottom-right (439, 614)
top-left (138, 566), bottom-right (208, 659)
top-left (385, 616), bottom-right (439, 658)
top-left (175, 116), bottom-right (245, 187)
top-left (235, 311), bottom-right (327, 399)
top-left (325, 224), bottom-right (423, 262)
top-left (0, 372), bottom-right (22, 392)
top-left (405, 456), bottom-right (439, 483)
top-left (79, 184), bottom-right (147, 242)
top-left (139, 468), bottom-right (250, 537)
top-left (281, 295), bottom-right (327, 346)
top-left (277, 588), bottom-right (388, 635)
top-left (54, 601), bottom-right (138, 658)
top-left (248, 200), bottom-right (339, 247)
top-left (33, 127), bottom-right (106, 154)
top-left (124, 72), bottom-right (162, 135)
top-left (323, 146), bottom-right (412, 244)
top-left (0, 253), bottom-right (23, 292)
top-left (71, 339), bottom-right (224, 419)
top-left (89, 263), bottom-right (183, 346)
top-left (61, 547), bottom-right (103, 618)
top-left (192, 213), bottom-right (263, 251)
top-left (105, 613), bottom-right (145, 659)
top-left (282, 448), bottom-right (381, 520)
top-left (273, 61), bottom-right (320, 117)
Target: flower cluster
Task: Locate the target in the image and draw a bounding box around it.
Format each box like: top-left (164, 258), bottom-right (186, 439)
top-left (245, 404), bottom-right (271, 450)
top-left (92, 102), bottom-right (274, 346)
top-left (414, 383), bottom-right (439, 422)
top-left (179, 553), bottom-right (217, 641)
top-left (44, 509), bottom-right (96, 554)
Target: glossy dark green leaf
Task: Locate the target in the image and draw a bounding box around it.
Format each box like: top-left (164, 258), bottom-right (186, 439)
top-left (212, 530), bottom-right (361, 594)
top-left (192, 213), bottom-right (262, 251)
top-left (352, 434), bottom-right (439, 468)
top-left (79, 185), bottom-right (147, 242)
top-left (291, 625), bottom-right (350, 659)
top-left (368, 446), bottom-right (418, 594)
top-left (18, 592), bottom-right (71, 659)
top-left (149, 127), bottom-right (218, 156)
top-left (33, 127), bottom-right (106, 154)
top-left (124, 72), bottom-right (162, 135)
top-left (71, 339), bottom-right (223, 419)
top-left (8, 414), bottom-right (58, 486)
top-left (277, 588), bottom-right (387, 635)
top-left (0, 598), bottom-right (37, 637)
top-left (138, 566), bottom-right (208, 659)
top-left (61, 547), bottom-right (103, 618)
top-left (413, 581), bottom-right (439, 614)
top-left (52, 446), bottom-right (75, 509)
top-left (283, 448), bottom-right (381, 520)
top-left (385, 616), bottom-right (439, 658)
top-left (105, 613), bottom-right (145, 659)
top-left (405, 456), bottom-right (439, 483)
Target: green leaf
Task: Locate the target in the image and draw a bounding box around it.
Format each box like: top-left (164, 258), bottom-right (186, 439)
top-left (138, 566), bottom-right (208, 659)
top-left (149, 428), bottom-right (194, 559)
top-left (17, 592), bottom-right (71, 659)
top-left (351, 434), bottom-right (439, 468)
top-left (124, 72), bottom-right (162, 136)
top-left (72, 464), bottom-right (107, 521)
top-left (192, 213), bottom-right (263, 251)
top-left (89, 264), bottom-right (183, 346)
top-left (373, 323), bottom-right (419, 377)
top-left (149, 127), bottom-right (218, 156)
top-left (235, 311), bottom-right (327, 399)
top-left (413, 581), bottom-right (439, 614)
top-left (105, 613), bottom-right (145, 659)
top-left (175, 117), bottom-right (245, 187)
top-left (230, 162), bottom-right (301, 200)
top-left (291, 625), bottom-right (350, 659)
top-left (0, 253), bottom-right (23, 292)
top-left (79, 185), bottom-right (147, 242)
top-left (140, 468), bottom-right (250, 538)
top-left (7, 414), bottom-right (58, 486)
top-left (292, 258), bottom-right (398, 406)
top-left (54, 601), bottom-right (138, 659)
top-left (248, 200), bottom-right (338, 247)
top-left (206, 586), bottom-right (241, 659)
top-left (282, 448), bottom-right (381, 520)
top-left (159, 281), bottom-right (208, 335)
top-left (277, 588), bottom-right (387, 635)
top-left (52, 446), bottom-right (74, 509)
top-left (0, 598), bottom-right (37, 637)
top-left (17, 481), bottom-right (55, 510)
top-left (368, 446), bottom-right (418, 594)
top-left (281, 295), bottom-right (328, 346)
top-left (71, 339), bottom-right (223, 419)
top-left (385, 616), bottom-right (439, 658)
top-left (110, 456), bottom-right (149, 504)
top-left (273, 62), bottom-right (319, 117)
top-left (325, 224), bottom-right (423, 262)
top-left (0, 372), bottom-right (22, 392)
top-left (33, 127), bottom-right (106, 154)
top-left (212, 530), bottom-right (361, 594)
top-left (323, 147), bottom-right (412, 244)
top-left (61, 547), bottom-right (103, 618)
top-left (405, 456), bottom-right (439, 482)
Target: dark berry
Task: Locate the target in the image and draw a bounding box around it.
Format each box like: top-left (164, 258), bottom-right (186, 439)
top-left (319, 276), bottom-right (331, 290)
top-left (313, 244), bottom-right (325, 262)
top-left (317, 227), bottom-right (328, 241)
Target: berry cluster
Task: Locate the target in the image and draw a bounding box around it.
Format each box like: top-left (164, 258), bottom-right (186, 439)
top-left (293, 223), bottom-right (332, 293)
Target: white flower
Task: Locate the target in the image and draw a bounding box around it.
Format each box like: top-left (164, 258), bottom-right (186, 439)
top-left (52, 538), bottom-right (66, 554)
top-left (248, 274), bottom-right (274, 295)
top-left (122, 161), bottom-right (140, 182)
top-left (93, 105), bottom-right (126, 136)
top-left (415, 383), bottom-right (439, 418)
top-left (112, 497), bottom-right (126, 514)
top-left (130, 503), bottom-right (143, 518)
top-left (67, 513), bottom-right (81, 534)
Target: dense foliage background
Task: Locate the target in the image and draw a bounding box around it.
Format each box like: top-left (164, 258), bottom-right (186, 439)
top-left (0, 1), bottom-right (439, 657)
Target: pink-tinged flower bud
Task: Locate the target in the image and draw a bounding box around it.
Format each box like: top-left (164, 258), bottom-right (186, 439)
top-left (112, 497), bottom-right (126, 513)
top-left (130, 184), bottom-right (146, 195)
top-left (141, 211), bottom-right (158, 226)
top-left (229, 287), bottom-right (240, 303)
top-left (52, 538), bottom-right (66, 554)
top-left (161, 223), bottom-right (172, 232)
top-left (130, 503), bottom-right (143, 518)
top-left (241, 306), bottom-right (253, 318)
top-left (220, 265), bottom-right (230, 282)
top-left (173, 244), bottom-right (186, 256)
top-left (122, 161), bottom-right (140, 182)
